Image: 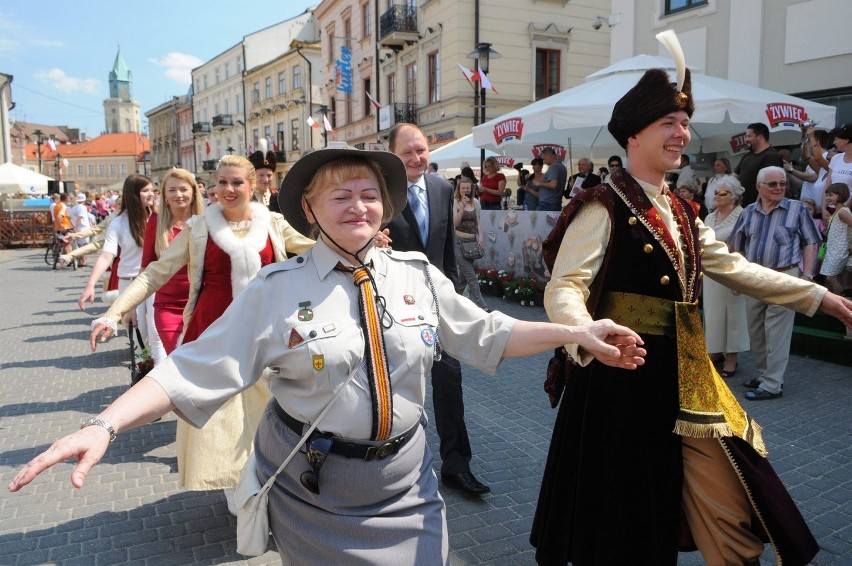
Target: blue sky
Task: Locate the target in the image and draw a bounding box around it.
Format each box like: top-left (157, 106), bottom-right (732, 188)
top-left (1, 0), bottom-right (317, 138)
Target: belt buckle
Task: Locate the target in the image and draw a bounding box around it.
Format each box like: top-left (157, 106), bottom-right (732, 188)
top-left (365, 437), bottom-right (402, 461)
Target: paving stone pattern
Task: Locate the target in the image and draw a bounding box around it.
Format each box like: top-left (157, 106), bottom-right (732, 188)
top-left (1, 248), bottom-right (850, 565)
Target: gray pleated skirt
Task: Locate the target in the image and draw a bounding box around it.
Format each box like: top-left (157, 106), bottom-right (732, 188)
top-left (254, 402), bottom-right (449, 565)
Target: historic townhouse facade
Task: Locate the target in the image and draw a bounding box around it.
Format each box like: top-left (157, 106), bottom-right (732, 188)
top-left (191, 43), bottom-right (244, 180)
top-left (314, 0), bottom-right (612, 149)
top-left (145, 96), bottom-right (185, 182)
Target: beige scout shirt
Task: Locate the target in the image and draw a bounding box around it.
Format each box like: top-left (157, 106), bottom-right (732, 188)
top-left (545, 175), bottom-right (826, 365)
top-left (151, 240), bottom-right (515, 440)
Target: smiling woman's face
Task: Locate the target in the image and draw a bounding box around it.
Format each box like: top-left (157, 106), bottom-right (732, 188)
top-left (304, 171), bottom-right (384, 256)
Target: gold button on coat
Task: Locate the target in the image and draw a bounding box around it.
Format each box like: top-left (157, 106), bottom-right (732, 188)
top-left (643, 244), bottom-right (653, 254)
top-left (660, 275), bottom-right (670, 285)
top-left (628, 216), bottom-right (638, 225)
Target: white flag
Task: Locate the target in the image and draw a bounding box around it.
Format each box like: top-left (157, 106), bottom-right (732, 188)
top-left (306, 116), bottom-right (319, 128)
top-left (478, 65), bottom-right (498, 94)
top-left (323, 115), bottom-right (334, 133)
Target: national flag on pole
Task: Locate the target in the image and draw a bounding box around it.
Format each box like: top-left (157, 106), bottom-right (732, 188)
top-left (62, 158), bottom-right (69, 169)
top-left (307, 116), bottom-right (319, 128)
top-left (322, 115), bottom-right (334, 133)
top-left (47, 138), bottom-right (57, 151)
top-left (366, 90), bottom-right (382, 109)
top-left (478, 65), bottom-right (498, 94)
top-left (205, 141), bottom-right (211, 155)
top-left (458, 63), bottom-right (475, 84)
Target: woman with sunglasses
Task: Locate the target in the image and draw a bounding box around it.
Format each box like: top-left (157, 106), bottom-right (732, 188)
top-left (702, 176), bottom-right (749, 377)
top-left (10, 147), bottom-right (646, 565)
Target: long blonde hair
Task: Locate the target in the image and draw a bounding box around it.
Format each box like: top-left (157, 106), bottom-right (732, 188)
top-left (155, 168), bottom-right (204, 257)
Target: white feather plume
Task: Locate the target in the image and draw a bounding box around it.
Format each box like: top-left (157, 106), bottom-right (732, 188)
top-left (258, 137), bottom-right (268, 154)
top-left (656, 29), bottom-right (686, 92)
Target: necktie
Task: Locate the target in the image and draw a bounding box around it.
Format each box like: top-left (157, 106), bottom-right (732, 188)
top-left (337, 262), bottom-right (393, 440)
top-left (408, 184), bottom-right (429, 247)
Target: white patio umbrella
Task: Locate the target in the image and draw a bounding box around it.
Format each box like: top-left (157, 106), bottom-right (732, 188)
top-left (0, 162), bottom-right (54, 194)
top-left (430, 135), bottom-right (503, 170)
top-left (472, 55), bottom-right (837, 158)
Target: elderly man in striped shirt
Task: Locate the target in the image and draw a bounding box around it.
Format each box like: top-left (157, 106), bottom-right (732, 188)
top-left (729, 165), bottom-right (823, 401)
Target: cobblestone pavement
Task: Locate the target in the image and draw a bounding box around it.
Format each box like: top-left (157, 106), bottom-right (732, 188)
top-left (1, 248), bottom-right (850, 565)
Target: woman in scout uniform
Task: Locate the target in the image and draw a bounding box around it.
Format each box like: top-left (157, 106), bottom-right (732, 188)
top-left (87, 155), bottom-right (313, 510)
top-left (11, 147), bottom-right (646, 564)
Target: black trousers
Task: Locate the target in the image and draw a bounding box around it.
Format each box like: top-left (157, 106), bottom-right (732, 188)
top-left (430, 352), bottom-right (472, 474)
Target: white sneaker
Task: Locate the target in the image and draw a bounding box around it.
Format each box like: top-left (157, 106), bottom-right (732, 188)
top-left (58, 255), bottom-right (72, 267)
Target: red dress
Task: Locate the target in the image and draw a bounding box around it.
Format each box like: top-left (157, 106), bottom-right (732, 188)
top-left (181, 235), bottom-right (275, 344)
top-left (141, 213), bottom-right (190, 354)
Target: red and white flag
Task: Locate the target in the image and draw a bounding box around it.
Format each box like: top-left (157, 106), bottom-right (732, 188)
top-left (307, 116), bottom-right (319, 128)
top-left (205, 141), bottom-right (211, 155)
top-left (366, 90), bottom-right (382, 110)
top-left (458, 63), bottom-right (475, 84)
top-left (478, 65), bottom-right (498, 94)
top-left (46, 138), bottom-right (57, 152)
top-left (323, 115), bottom-right (334, 133)
top-left (62, 158), bottom-right (69, 169)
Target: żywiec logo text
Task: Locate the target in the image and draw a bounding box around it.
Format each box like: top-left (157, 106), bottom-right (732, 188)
top-left (765, 103), bottom-right (808, 128)
top-left (493, 118), bottom-right (524, 145)
top-left (729, 133), bottom-right (748, 153)
top-left (532, 144), bottom-right (567, 160)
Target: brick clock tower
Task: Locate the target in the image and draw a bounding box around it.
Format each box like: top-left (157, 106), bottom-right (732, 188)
top-left (103, 47), bottom-right (141, 134)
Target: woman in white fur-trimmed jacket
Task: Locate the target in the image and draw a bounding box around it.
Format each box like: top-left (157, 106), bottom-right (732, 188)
top-left (90, 155), bottom-right (314, 502)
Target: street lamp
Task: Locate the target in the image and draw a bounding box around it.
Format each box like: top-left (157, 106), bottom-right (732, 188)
top-left (226, 146), bottom-right (235, 155)
top-left (467, 42), bottom-right (501, 170)
top-left (54, 152), bottom-right (62, 191)
top-left (318, 105), bottom-right (330, 148)
top-left (32, 128), bottom-right (46, 174)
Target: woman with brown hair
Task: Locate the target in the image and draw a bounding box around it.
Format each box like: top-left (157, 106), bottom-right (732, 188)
top-left (452, 176), bottom-right (489, 310)
top-left (140, 168), bottom-right (205, 359)
top-left (478, 156), bottom-right (506, 210)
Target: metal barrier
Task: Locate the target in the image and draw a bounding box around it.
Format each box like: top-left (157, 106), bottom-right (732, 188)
top-left (0, 211), bottom-right (52, 247)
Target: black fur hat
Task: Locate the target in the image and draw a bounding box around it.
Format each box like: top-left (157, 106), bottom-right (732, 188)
top-left (607, 68), bottom-right (695, 149)
top-left (248, 139), bottom-right (277, 171)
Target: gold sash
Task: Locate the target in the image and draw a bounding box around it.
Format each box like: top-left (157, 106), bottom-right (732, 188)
top-left (598, 292), bottom-right (766, 456)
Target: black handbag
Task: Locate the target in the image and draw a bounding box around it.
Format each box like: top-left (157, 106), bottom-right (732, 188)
top-left (460, 240), bottom-right (483, 260)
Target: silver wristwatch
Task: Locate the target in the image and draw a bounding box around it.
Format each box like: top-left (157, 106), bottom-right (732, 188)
top-left (80, 417), bottom-right (117, 443)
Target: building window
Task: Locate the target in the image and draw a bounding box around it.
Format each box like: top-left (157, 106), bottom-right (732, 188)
top-left (252, 128), bottom-right (259, 150)
top-left (276, 122), bottom-right (285, 152)
top-left (428, 51), bottom-right (440, 104)
top-left (293, 65), bottom-right (302, 89)
top-left (237, 55), bottom-right (243, 73)
top-left (98, 164), bottom-right (105, 177)
top-left (535, 48), bottom-right (560, 100)
top-left (291, 118), bottom-right (300, 152)
top-left (77, 164), bottom-right (83, 176)
top-left (343, 18), bottom-right (351, 49)
top-left (88, 164), bottom-right (94, 176)
top-left (361, 2), bottom-right (370, 39)
top-left (120, 163), bottom-right (127, 175)
top-left (264, 125), bottom-right (272, 143)
top-left (252, 82), bottom-right (260, 104)
top-left (215, 68), bottom-right (220, 84)
top-left (364, 78), bottom-right (372, 117)
top-left (405, 63), bottom-right (416, 106)
top-left (225, 62), bottom-right (230, 79)
top-left (278, 71), bottom-right (286, 94)
top-left (265, 77), bottom-right (273, 99)
top-left (330, 98), bottom-right (337, 129)
top-left (327, 26), bottom-right (336, 65)
top-left (387, 73), bottom-right (396, 105)
top-left (236, 93), bottom-right (243, 113)
top-left (664, 0), bottom-right (708, 14)
top-left (224, 99), bottom-right (230, 114)
top-left (110, 164), bottom-right (116, 176)
top-left (203, 74), bottom-right (208, 89)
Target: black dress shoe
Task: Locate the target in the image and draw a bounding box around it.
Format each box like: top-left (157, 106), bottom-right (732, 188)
top-left (441, 472), bottom-right (491, 495)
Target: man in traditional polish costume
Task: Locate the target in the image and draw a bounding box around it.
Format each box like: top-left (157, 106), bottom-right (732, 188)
top-left (531, 31), bottom-right (852, 566)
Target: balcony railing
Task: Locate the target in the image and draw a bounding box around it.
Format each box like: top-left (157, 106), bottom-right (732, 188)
top-left (201, 159), bottom-right (217, 171)
top-left (379, 5), bottom-right (418, 47)
top-left (192, 122), bottom-right (211, 134)
top-left (391, 103), bottom-right (417, 127)
top-left (212, 114), bottom-right (233, 128)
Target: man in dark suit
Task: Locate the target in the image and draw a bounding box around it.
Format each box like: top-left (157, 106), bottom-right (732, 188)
top-left (565, 157), bottom-right (602, 199)
top-left (386, 123), bottom-right (490, 496)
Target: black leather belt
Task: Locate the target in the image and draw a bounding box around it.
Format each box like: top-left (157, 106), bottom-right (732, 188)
top-left (274, 402), bottom-right (419, 462)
